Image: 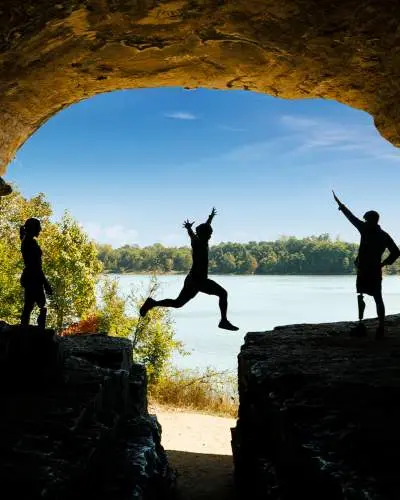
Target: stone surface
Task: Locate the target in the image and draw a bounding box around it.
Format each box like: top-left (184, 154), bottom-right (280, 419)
top-left (0, 329), bottom-right (175, 499)
top-left (232, 314), bottom-right (400, 499)
top-left (0, 0), bottom-right (400, 171)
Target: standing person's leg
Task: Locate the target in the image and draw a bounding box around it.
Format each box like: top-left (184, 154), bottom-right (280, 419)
top-left (352, 273), bottom-right (367, 336)
top-left (140, 277), bottom-right (198, 317)
top-left (373, 289), bottom-right (385, 338)
top-left (21, 287), bottom-right (35, 326)
top-left (199, 279), bottom-right (238, 331)
top-left (36, 287), bottom-right (47, 329)
top-left (357, 294), bottom-right (366, 321)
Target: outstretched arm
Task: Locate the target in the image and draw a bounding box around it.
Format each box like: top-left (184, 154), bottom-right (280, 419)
top-left (206, 207), bottom-right (217, 226)
top-left (332, 190), bottom-right (363, 231)
top-left (381, 236), bottom-right (400, 267)
top-left (183, 219), bottom-right (196, 241)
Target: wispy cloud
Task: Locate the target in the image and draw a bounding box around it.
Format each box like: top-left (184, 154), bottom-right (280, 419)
top-left (280, 114), bottom-right (400, 161)
top-left (280, 115), bottom-right (318, 130)
top-left (164, 111), bottom-right (198, 120)
top-left (83, 222), bottom-right (138, 247)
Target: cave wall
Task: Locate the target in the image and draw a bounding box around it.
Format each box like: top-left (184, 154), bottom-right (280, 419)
top-left (0, 0), bottom-right (399, 173)
top-left (232, 314), bottom-right (400, 499)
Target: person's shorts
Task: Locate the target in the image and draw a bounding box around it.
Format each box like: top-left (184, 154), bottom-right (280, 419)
top-left (356, 273), bottom-right (382, 296)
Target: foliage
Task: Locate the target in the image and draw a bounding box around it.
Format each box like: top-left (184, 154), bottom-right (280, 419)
top-left (43, 213), bottom-right (102, 330)
top-left (0, 188), bottom-right (102, 329)
top-left (59, 315), bottom-right (99, 336)
top-left (0, 189), bottom-right (52, 323)
top-left (0, 186), bottom-right (185, 384)
top-left (149, 366), bottom-right (238, 417)
top-left (94, 275), bottom-right (186, 384)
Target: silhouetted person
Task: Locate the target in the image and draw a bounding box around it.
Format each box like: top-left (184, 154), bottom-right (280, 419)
top-left (140, 208), bottom-right (239, 331)
top-left (333, 191), bottom-right (400, 338)
top-left (20, 218), bottom-right (52, 329)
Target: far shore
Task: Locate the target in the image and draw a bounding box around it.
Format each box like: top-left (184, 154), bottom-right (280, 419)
top-left (102, 270), bottom-right (365, 277)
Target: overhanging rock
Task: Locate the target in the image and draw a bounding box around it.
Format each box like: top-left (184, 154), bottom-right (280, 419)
top-left (232, 314), bottom-right (400, 499)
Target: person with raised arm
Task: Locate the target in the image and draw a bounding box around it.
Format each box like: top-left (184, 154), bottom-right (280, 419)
top-left (20, 218), bottom-right (52, 329)
top-left (140, 207), bottom-right (239, 331)
top-left (332, 190), bottom-right (400, 338)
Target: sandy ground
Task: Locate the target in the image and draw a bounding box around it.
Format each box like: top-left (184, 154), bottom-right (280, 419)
top-left (150, 405), bottom-right (238, 500)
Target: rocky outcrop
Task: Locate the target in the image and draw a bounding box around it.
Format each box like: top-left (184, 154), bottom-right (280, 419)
top-left (232, 314), bottom-right (400, 499)
top-left (1, 0), bottom-right (400, 171)
top-left (0, 326), bottom-right (175, 499)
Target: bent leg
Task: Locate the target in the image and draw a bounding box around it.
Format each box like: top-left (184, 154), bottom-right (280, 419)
top-left (156, 282), bottom-right (198, 309)
top-left (140, 277), bottom-right (198, 317)
top-left (199, 279), bottom-right (228, 320)
top-left (199, 279), bottom-right (238, 330)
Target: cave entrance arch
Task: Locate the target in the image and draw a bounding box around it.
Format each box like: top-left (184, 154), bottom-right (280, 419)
top-left (0, 0), bottom-right (400, 173)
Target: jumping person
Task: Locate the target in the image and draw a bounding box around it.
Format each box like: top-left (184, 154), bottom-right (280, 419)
top-left (140, 208), bottom-right (239, 331)
top-left (20, 218), bottom-right (52, 329)
top-left (333, 191), bottom-right (400, 338)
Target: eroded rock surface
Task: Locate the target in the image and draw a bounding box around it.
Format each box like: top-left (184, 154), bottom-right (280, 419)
top-left (0, 327), bottom-right (175, 499)
top-left (0, 0), bottom-right (400, 171)
top-left (233, 314), bottom-right (400, 499)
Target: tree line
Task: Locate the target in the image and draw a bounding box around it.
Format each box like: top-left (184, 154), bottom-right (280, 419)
top-left (96, 235), bottom-right (400, 275)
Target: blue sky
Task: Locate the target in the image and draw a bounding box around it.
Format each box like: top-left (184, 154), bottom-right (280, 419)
top-left (6, 87), bottom-right (400, 247)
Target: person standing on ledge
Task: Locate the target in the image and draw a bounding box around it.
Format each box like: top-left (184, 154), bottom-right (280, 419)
top-left (140, 207), bottom-right (239, 331)
top-left (332, 191), bottom-right (400, 338)
top-left (20, 218), bottom-right (52, 329)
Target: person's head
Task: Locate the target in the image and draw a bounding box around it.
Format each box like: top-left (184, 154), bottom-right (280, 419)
top-left (196, 223), bottom-right (213, 241)
top-left (363, 210), bottom-right (379, 226)
top-left (20, 218), bottom-right (41, 239)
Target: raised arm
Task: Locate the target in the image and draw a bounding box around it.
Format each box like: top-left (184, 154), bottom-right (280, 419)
top-left (332, 190), bottom-right (363, 231)
top-left (183, 219), bottom-right (196, 241)
top-left (206, 207), bottom-right (217, 226)
top-left (381, 235), bottom-right (400, 267)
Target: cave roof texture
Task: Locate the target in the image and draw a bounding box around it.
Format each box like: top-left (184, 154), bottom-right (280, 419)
top-left (0, 0), bottom-right (399, 173)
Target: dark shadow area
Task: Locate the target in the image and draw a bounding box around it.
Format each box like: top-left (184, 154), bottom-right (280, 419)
top-left (166, 449), bottom-right (238, 500)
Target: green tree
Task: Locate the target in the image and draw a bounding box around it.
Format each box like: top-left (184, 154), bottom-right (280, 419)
top-left (0, 189), bottom-right (52, 323)
top-left (0, 189), bottom-right (102, 330)
top-left (43, 212), bottom-right (102, 330)
top-left (96, 275), bottom-right (186, 383)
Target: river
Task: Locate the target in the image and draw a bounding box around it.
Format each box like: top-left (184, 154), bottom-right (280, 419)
top-left (109, 274), bottom-right (400, 373)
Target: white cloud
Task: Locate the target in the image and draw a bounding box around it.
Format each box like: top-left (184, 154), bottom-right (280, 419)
top-left (164, 111), bottom-right (198, 120)
top-left (280, 115), bottom-right (318, 129)
top-left (280, 114), bottom-right (400, 161)
top-left (82, 222), bottom-right (139, 247)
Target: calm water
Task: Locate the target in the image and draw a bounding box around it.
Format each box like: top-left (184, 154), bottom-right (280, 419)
top-left (110, 274), bottom-right (400, 372)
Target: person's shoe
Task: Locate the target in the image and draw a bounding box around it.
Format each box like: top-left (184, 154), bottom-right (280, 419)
top-left (376, 324), bottom-right (385, 340)
top-left (140, 297), bottom-right (155, 317)
top-left (0, 178), bottom-right (12, 196)
top-left (218, 319), bottom-right (239, 331)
